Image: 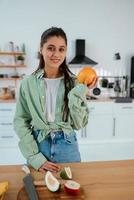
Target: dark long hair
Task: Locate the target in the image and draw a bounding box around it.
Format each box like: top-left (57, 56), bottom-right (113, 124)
top-left (35, 27), bottom-right (75, 122)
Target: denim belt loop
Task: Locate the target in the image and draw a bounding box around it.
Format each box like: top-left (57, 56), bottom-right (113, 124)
top-left (63, 132), bottom-right (67, 140)
top-left (50, 132), bottom-right (56, 140)
top-left (64, 132), bottom-right (71, 143)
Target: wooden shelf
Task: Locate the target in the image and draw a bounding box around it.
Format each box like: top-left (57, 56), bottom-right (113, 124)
top-left (0, 77), bottom-right (22, 80)
top-left (0, 51), bottom-right (25, 55)
top-left (0, 99), bottom-right (16, 103)
top-left (0, 64), bottom-right (26, 68)
top-left (0, 50), bottom-right (26, 95)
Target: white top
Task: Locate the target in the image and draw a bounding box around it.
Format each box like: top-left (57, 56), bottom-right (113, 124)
top-left (44, 77), bottom-right (63, 122)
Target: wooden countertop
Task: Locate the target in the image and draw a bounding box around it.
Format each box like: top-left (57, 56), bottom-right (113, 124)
top-left (1, 160), bottom-right (134, 200)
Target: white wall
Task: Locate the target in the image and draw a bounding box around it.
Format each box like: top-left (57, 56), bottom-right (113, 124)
top-left (0, 0), bottom-right (134, 77)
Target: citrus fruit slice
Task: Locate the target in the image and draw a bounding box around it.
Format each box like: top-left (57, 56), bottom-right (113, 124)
top-left (64, 180), bottom-right (80, 195)
top-left (45, 171), bottom-right (60, 192)
top-left (60, 167), bottom-right (72, 180)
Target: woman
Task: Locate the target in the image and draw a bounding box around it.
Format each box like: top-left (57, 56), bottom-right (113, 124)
top-left (14, 27), bottom-right (97, 173)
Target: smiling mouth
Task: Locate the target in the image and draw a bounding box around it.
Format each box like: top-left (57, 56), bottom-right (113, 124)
top-left (51, 59), bottom-right (60, 63)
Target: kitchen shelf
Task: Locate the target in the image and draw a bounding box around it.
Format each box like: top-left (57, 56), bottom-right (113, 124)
top-left (0, 50), bottom-right (26, 103)
top-left (0, 51), bottom-right (25, 55)
top-left (0, 64), bottom-right (26, 68)
top-left (0, 77), bottom-right (22, 80)
top-left (0, 99), bottom-right (16, 103)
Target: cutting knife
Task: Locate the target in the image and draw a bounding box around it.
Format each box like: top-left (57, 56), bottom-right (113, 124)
top-left (22, 164), bottom-right (39, 200)
top-left (22, 164), bottom-right (45, 186)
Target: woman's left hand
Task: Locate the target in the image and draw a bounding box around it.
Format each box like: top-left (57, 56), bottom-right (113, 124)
top-left (38, 161), bottom-right (61, 173)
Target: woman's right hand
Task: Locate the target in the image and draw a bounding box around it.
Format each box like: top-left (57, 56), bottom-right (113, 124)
top-left (86, 76), bottom-right (98, 89)
top-left (38, 161), bottom-right (61, 173)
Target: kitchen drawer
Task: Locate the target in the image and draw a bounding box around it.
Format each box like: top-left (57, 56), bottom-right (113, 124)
top-left (0, 147), bottom-right (26, 164)
top-left (0, 129), bottom-right (16, 140)
top-left (0, 129), bottom-right (15, 139)
top-left (113, 103), bottom-right (134, 114)
top-left (0, 103), bottom-right (16, 116)
top-left (0, 117), bottom-right (14, 131)
top-left (88, 102), bottom-right (113, 114)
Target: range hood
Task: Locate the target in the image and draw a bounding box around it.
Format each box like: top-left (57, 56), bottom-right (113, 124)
top-left (69, 39), bottom-right (98, 65)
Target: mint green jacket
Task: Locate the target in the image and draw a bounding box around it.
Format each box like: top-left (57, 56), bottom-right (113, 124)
top-left (13, 69), bottom-right (89, 170)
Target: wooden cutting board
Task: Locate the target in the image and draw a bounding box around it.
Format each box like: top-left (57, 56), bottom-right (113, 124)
top-left (17, 185), bottom-right (85, 200)
top-left (17, 168), bottom-right (85, 200)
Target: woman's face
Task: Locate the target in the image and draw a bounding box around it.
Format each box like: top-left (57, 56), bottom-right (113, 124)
top-left (40, 36), bottom-right (67, 70)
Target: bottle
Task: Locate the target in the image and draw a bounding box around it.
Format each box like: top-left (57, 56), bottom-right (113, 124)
top-left (114, 79), bottom-right (121, 97)
top-left (22, 43), bottom-right (26, 53)
top-left (9, 41), bottom-right (14, 52)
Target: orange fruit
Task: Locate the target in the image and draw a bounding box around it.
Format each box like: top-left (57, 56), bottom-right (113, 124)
top-left (77, 67), bottom-right (97, 85)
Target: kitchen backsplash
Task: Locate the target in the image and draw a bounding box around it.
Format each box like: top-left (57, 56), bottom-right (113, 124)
top-left (70, 66), bottom-right (129, 98)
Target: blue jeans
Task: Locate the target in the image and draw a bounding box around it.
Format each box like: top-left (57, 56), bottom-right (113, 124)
top-left (33, 130), bottom-right (81, 163)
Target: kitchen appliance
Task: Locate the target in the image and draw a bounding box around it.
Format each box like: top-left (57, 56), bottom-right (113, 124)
top-left (88, 76), bottom-right (128, 99)
top-left (100, 78), bottom-right (109, 88)
top-left (92, 87), bottom-right (101, 96)
top-left (69, 39), bottom-right (98, 65)
top-left (114, 79), bottom-right (121, 97)
top-left (130, 56), bottom-right (134, 98)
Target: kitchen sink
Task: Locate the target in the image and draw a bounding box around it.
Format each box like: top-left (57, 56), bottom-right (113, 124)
top-left (110, 96), bottom-right (133, 103)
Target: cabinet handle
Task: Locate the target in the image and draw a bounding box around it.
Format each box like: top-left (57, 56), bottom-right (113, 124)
top-left (84, 126), bottom-right (87, 138)
top-left (0, 109), bottom-right (12, 111)
top-left (0, 123), bottom-right (12, 125)
top-left (113, 118), bottom-right (116, 136)
top-left (81, 127), bottom-right (87, 138)
top-left (1, 135), bottom-right (14, 138)
top-left (81, 128), bottom-right (83, 138)
top-left (122, 107), bottom-right (133, 109)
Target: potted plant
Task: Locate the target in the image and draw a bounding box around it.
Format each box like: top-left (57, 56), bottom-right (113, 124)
top-left (16, 55), bottom-right (25, 65)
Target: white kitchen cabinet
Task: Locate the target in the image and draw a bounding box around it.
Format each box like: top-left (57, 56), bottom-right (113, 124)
top-left (114, 115), bottom-right (134, 139)
top-left (78, 101), bottom-right (134, 162)
top-left (0, 102), bottom-right (26, 164)
top-left (113, 103), bottom-right (134, 139)
top-left (1, 101), bottom-right (134, 165)
top-left (0, 103), bottom-right (17, 141)
top-left (78, 102), bottom-right (114, 141)
top-left (0, 147), bottom-right (26, 165)
top-left (86, 115), bottom-right (114, 141)
top-left (86, 115), bottom-right (113, 140)
top-left (79, 142), bottom-right (134, 162)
